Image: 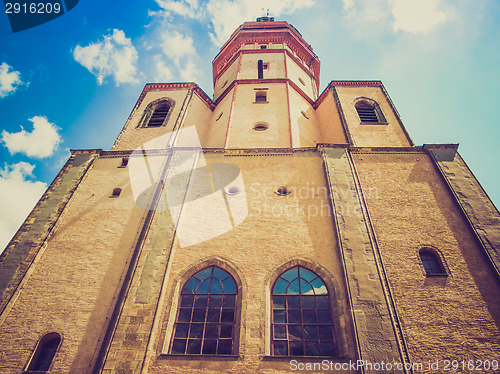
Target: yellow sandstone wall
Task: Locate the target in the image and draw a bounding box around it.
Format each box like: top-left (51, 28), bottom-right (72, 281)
top-left (315, 91), bottom-right (349, 145)
top-left (0, 155), bottom-right (146, 373)
top-left (238, 52), bottom-right (286, 80)
top-left (113, 89), bottom-right (212, 151)
top-left (285, 54), bottom-right (316, 100)
top-left (206, 90), bottom-right (233, 148)
top-left (99, 152), bottom-right (357, 374)
top-left (287, 89), bottom-right (320, 148)
top-left (352, 151), bottom-right (500, 370)
top-left (335, 86), bottom-right (411, 147)
top-left (214, 60), bottom-right (239, 100)
top-left (184, 93), bottom-right (213, 148)
top-left (227, 84), bottom-right (291, 148)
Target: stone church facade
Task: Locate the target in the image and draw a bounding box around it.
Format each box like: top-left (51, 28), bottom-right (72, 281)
top-left (0, 18), bottom-right (499, 374)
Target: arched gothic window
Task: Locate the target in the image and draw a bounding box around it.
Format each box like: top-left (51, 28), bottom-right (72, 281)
top-left (271, 266), bottom-right (337, 357)
top-left (147, 102), bottom-right (170, 127)
top-left (419, 249), bottom-right (447, 276)
top-left (138, 98), bottom-right (174, 128)
top-left (170, 266), bottom-right (238, 355)
top-left (27, 332), bottom-right (61, 372)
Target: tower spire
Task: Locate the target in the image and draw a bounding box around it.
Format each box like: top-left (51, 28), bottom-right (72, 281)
top-left (257, 8), bottom-right (273, 22)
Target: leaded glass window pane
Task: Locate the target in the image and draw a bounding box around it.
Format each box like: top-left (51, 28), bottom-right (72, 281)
top-left (28, 333), bottom-right (61, 372)
top-left (420, 250), bottom-right (446, 275)
top-left (170, 266), bottom-right (237, 355)
top-left (271, 266), bottom-right (337, 357)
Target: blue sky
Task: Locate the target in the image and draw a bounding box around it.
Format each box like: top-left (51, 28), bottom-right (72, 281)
top-left (0, 0), bottom-right (499, 251)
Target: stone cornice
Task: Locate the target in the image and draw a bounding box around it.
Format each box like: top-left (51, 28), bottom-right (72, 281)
top-left (330, 80), bottom-right (382, 87)
top-left (314, 80), bottom-right (384, 109)
top-left (134, 83), bottom-right (215, 113)
top-left (214, 48), bottom-right (319, 100)
top-left (69, 144), bottom-right (467, 157)
top-left (214, 78), bottom-right (315, 106)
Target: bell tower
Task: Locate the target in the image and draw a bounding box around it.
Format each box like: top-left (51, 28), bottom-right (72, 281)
top-left (212, 18), bottom-right (321, 149)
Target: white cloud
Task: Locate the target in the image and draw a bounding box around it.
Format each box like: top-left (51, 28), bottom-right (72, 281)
top-left (342, 0), bottom-right (392, 27)
top-left (160, 31), bottom-right (197, 65)
top-left (73, 29), bottom-right (139, 86)
top-left (152, 0), bottom-right (315, 46)
top-left (148, 0), bottom-right (316, 84)
top-left (392, 0), bottom-right (448, 33)
top-left (1, 116), bottom-right (61, 158)
top-left (179, 61), bottom-right (199, 82)
top-left (154, 58), bottom-right (174, 81)
top-left (155, 0), bottom-right (203, 18)
top-left (342, 0), bottom-right (354, 11)
top-left (342, 0), bottom-right (449, 36)
top-left (155, 31), bottom-right (200, 81)
top-left (0, 62), bottom-right (22, 98)
top-left (206, 0), bottom-right (316, 45)
top-left (0, 162), bottom-right (47, 253)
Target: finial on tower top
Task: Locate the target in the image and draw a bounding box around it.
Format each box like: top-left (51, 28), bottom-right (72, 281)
top-left (256, 8), bottom-right (274, 22)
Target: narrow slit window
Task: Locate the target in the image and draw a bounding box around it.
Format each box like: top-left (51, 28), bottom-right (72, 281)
top-left (170, 266), bottom-right (238, 355)
top-left (258, 60), bottom-right (264, 79)
top-left (119, 157), bottom-right (129, 168)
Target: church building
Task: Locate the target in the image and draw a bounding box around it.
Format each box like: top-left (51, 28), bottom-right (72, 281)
top-left (0, 17), bottom-right (499, 374)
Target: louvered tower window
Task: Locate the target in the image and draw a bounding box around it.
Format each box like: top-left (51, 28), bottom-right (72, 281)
top-left (356, 104), bottom-right (379, 122)
top-left (354, 99), bottom-right (386, 124)
top-left (147, 103), bottom-right (170, 127)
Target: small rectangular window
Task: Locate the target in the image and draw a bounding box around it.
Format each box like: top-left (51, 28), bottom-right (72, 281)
top-left (260, 44), bottom-right (268, 49)
top-left (118, 157), bottom-right (129, 168)
top-left (255, 92), bottom-right (267, 102)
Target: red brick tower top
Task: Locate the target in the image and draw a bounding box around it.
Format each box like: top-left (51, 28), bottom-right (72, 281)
top-left (212, 18), bottom-right (320, 98)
